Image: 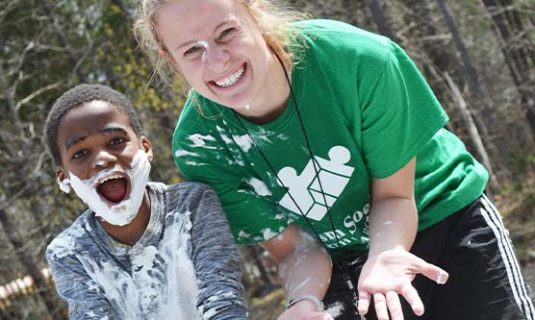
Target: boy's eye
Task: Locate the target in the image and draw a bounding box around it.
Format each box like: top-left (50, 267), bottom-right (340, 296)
top-left (72, 149), bottom-right (87, 160)
top-left (109, 137), bottom-right (126, 146)
top-left (217, 28), bottom-right (236, 42)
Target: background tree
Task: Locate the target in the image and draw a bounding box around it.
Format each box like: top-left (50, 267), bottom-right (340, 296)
top-left (0, 0), bottom-right (533, 318)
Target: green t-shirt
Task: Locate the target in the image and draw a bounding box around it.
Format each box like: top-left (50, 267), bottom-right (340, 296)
top-left (172, 19), bottom-right (488, 252)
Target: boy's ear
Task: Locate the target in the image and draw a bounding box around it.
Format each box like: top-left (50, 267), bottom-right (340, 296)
top-left (56, 167), bottom-right (66, 182)
top-left (56, 168), bottom-right (71, 193)
top-left (141, 136), bottom-right (153, 161)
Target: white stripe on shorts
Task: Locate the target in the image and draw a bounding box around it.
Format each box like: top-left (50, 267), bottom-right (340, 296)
top-left (480, 195), bottom-right (535, 320)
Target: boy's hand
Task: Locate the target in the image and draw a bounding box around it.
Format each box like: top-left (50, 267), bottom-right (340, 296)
top-left (357, 249), bottom-right (448, 320)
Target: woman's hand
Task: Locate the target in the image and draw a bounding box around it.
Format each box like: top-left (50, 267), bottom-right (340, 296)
top-left (277, 299), bottom-right (333, 320)
top-left (357, 249), bottom-right (448, 320)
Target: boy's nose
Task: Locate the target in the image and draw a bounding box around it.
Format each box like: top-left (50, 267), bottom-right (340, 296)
top-left (92, 151), bottom-right (115, 169)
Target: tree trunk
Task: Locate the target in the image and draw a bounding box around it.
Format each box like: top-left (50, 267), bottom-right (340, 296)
top-left (481, 0), bottom-right (535, 133)
top-left (444, 73), bottom-right (500, 192)
top-left (41, 0), bottom-right (86, 82)
top-left (0, 209), bottom-right (56, 320)
top-left (435, 0), bottom-right (504, 184)
top-left (398, 0), bottom-right (462, 102)
top-left (366, 0), bottom-right (400, 42)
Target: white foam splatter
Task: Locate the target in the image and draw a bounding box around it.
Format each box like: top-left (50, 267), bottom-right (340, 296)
top-left (184, 160), bottom-right (208, 167)
top-left (188, 134), bottom-right (216, 149)
top-left (232, 135), bottom-right (253, 152)
top-left (262, 228), bottom-right (278, 241)
top-left (238, 230), bottom-right (250, 238)
top-left (247, 177), bottom-right (272, 196)
top-left (325, 301), bottom-right (345, 318)
top-left (174, 150), bottom-right (200, 158)
top-left (58, 211), bottom-right (201, 318)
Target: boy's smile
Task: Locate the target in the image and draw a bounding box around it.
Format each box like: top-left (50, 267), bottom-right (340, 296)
top-left (56, 100), bottom-right (152, 227)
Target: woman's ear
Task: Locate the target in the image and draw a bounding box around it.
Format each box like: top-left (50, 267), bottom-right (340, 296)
top-left (159, 50), bottom-right (175, 67)
top-left (141, 136), bottom-right (154, 162)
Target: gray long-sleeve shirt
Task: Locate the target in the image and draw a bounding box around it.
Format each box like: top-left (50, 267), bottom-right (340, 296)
top-left (46, 182), bottom-right (247, 319)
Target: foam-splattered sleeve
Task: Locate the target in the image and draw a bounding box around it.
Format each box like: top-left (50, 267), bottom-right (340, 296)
top-left (189, 186), bottom-right (247, 320)
top-left (45, 239), bottom-right (118, 319)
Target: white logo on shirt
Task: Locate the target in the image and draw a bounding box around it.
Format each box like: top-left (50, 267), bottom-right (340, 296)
top-left (277, 146), bottom-right (354, 221)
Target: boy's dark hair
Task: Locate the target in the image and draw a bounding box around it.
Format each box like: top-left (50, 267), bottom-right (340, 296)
top-left (44, 84), bottom-right (144, 166)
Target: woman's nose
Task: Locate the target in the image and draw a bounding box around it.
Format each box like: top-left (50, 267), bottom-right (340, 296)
top-left (202, 43), bottom-right (230, 71)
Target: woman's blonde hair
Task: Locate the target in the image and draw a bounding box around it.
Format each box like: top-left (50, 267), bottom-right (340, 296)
top-left (133, 0), bottom-right (308, 87)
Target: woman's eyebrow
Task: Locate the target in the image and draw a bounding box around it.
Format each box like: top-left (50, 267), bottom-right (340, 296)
top-left (174, 19), bottom-right (235, 51)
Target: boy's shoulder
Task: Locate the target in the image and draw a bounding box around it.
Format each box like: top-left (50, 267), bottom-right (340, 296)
top-left (151, 181), bottom-right (219, 217)
top-left (163, 180), bottom-right (214, 194)
top-left (46, 210), bottom-right (95, 260)
top-left (151, 181), bottom-right (215, 198)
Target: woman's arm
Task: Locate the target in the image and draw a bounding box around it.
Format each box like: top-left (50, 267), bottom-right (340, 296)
top-left (357, 158), bottom-right (448, 319)
top-left (263, 224), bottom-right (334, 320)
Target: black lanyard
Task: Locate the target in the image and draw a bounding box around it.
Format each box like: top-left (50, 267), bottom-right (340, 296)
top-left (231, 51), bottom-right (361, 315)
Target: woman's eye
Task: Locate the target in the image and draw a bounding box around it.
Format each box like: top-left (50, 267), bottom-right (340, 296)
top-left (72, 149), bottom-right (87, 160)
top-left (217, 28), bottom-right (236, 42)
top-left (183, 46), bottom-right (203, 59)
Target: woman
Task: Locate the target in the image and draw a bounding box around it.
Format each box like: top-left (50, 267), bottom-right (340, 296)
top-left (134, 1), bottom-right (535, 319)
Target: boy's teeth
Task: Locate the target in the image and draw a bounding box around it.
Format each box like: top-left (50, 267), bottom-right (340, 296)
top-left (100, 175), bottom-right (123, 184)
top-left (215, 67), bottom-right (244, 87)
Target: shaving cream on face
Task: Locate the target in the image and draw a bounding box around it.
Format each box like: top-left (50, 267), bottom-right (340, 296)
top-left (66, 150), bottom-right (151, 226)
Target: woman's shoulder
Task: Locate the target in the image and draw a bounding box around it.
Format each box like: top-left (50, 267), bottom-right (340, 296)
top-left (295, 19), bottom-right (391, 47)
top-left (294, 19), bottom-right (396, 65)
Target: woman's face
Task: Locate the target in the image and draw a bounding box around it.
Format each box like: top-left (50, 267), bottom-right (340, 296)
top-left (155, 0), bottom-right (278, 113)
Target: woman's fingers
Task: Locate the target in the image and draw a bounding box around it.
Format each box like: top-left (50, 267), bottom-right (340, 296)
top-left (400, 284), bottom-right (424, 316)
top-left (373, 293), bottom-right (389, 320)
top-left (357, 290), bottom-right (371, 315)
top-left (386, 291), bottom-right (403, 320)
top-left (410, 255), bottom-right (449, 285)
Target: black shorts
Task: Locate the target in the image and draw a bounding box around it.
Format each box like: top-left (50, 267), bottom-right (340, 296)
top-left (323, 195), bottom-right (535, 320)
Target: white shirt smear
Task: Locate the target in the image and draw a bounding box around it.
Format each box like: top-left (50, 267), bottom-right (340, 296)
top-left (52, 211), bottom-right (201, 319)
top-left (47, 182), bottom-right (246, 319)
top-left (188, 133), bottom-right (216, 148)
top-left (247, 177), bottom-right (272, 196)
top-left (232, 134), bottom-right (253, 152)
top-left (325, 301), bottom-right (345, 318)
top-left (262, 228), bottom-right (278, 241)
top-left (174, 149), bottom-right (200, 158)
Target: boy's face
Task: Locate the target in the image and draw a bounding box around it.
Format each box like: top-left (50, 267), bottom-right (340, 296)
top-left (56, 100), bottom-right (153, 226)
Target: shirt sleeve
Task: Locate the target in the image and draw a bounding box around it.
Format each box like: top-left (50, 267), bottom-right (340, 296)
top-left (45, 245), bottom-right (118, 320)
top-left (357, 40), bottom-right (448, 178)
top-left (173, 114), bottom-right (290, 244)
top-left (189, 187), bottom-right (248, 320)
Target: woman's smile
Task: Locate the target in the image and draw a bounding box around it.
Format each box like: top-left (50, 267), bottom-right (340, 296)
top-left (213, 64), bottom-right (245, 88)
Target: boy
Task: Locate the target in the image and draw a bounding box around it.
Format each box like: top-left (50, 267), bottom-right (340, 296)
top-left (44, 84), bottom-right (247, 319)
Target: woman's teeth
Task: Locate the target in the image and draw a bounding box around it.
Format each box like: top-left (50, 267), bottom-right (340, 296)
top-left (215, 67), bottom-right (244, 87)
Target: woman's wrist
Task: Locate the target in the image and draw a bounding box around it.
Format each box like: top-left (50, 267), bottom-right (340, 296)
top-left (286, 294), bottom-right (324, 312)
